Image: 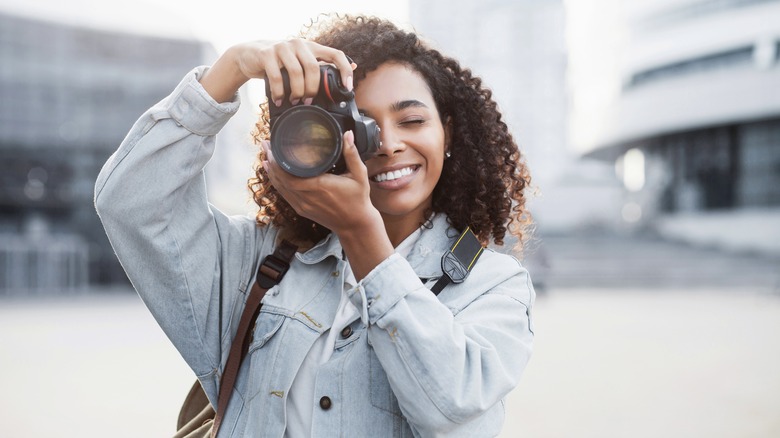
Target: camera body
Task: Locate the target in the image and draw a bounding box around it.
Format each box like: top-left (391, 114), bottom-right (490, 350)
top-left (265, 64), bottom-right (381, 177)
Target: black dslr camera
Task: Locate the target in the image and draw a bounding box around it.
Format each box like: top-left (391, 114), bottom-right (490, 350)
top-left (265, 65), bottom-right (381, 177)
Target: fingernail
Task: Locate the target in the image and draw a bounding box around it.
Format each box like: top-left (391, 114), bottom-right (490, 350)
top-left (346, 76), bottom-right (353, 91)
top-left (274, 99), bottom-right (282, 107)
top-left (290, 98), bottom-right (300, 105)
top-left (346, 130), bottom-right (354, 144)
top-left (303, 97), bottom-right (313, 106)
top-left (350, 62), bottom-right (357, 70)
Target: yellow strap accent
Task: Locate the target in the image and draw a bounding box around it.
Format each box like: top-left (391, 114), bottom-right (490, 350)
top-left (451, 226), bottom-right (470, 252)
top-left (467, 246), bottom-right (484, 270)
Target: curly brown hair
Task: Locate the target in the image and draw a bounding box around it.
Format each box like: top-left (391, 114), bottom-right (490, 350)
top-left (249, 14), bottom-right (532, 247)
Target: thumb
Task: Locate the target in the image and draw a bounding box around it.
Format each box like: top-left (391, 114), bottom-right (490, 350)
top-left (342, 130), bottom-right (366, 177)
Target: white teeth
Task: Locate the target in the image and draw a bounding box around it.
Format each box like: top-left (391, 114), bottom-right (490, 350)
top-left (373, 166), bottom-right (414, 182)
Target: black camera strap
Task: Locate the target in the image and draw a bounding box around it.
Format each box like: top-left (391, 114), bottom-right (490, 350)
top-left (430, 227), bottom-right (485, 295)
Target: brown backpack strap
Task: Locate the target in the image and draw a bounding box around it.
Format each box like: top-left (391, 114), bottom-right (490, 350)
top-left (211, 240), bottom-right (297, 438)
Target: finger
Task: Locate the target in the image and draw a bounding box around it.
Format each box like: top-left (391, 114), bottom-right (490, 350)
top-left (261, 159), bottom-right (273, 184)
top-left (276, 44), bottom-right (305, 105)
top-left (261, 141), bottom-right (276, 181)
top-left (297, 49), bottom-right (322, 105)
top-left (263, 158), bottom-right (298, 207)
top-left (341, 131), bottom-right (367, 179)
top-left (264, 140), bottom-right (313, 194)
top-left (310, 44), bottom-right (354, 91)
top-left (263, 152), bottom-right (320, 220)
top-left (263, 152), bottom-right (296, 200)
top-left (261, 140), bottom-right (272, 162)
top-left (262, 57), bottom-right (285, 108)
top-left (262, 141), bottom-right (284, 183)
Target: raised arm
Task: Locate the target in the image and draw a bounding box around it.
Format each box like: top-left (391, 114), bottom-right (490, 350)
top-left (94, 38), bottom-right (357, 380)
top-left (94, 65), bottom-right (249, 378)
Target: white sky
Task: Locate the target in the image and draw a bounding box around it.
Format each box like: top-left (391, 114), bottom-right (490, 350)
top-left (0, 0), bottom-right (619, 154)
top-left (0, 0), bottom-right (410, 51)
top-left (564, 0), bottom-right (626, 153)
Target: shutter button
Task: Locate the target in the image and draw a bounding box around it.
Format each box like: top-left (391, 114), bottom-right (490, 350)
top-left (340, 326), bottom-right (353, 339)
top-left (319, 396), bottom-right (332, 410)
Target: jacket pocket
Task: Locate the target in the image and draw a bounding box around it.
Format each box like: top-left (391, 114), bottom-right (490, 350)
top-left (246, 311), bottom-right (286, 401)
top-left (369, 348), bottom-right (402, 416)
top-left (247, 311), bottom-right (285, 353)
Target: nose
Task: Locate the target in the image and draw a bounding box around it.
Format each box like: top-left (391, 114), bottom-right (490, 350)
top-left (376, 126), bottom-right (405, 157)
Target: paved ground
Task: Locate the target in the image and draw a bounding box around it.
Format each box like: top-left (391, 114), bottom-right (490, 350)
top-left (499, 288), bottom-right (780, 438)
top-left (0, 293), bottom-right (194, 437)
top-left (2, 234), bottom-right (779, 437)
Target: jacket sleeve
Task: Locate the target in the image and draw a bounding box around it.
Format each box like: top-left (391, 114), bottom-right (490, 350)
top-left (348, 251), bottom-right (534, 434)
top-left (94, 67), bottom-right (267, 383)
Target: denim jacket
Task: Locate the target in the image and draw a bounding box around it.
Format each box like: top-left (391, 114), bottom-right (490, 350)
top-left (94, 67), bottom-right (535, 438)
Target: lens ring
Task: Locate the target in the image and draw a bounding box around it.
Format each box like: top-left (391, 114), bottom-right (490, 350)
top-left (270, 106), bottom-right (343, 177)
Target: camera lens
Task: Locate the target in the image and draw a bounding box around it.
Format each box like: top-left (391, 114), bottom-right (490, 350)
top-left (270, 106), bottom-right (343, 177)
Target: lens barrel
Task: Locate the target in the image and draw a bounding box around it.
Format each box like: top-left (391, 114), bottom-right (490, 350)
top-left (270, 106), bottom-right (343, 178)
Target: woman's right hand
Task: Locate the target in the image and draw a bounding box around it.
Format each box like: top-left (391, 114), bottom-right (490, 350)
top-left (199, 39), bottom-right (355, 104)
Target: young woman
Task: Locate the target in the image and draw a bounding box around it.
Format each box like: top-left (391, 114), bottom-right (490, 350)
top-left (96, 15), bottom-right (535, 437)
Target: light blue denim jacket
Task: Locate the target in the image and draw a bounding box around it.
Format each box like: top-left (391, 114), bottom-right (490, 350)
top-left (95, 67), bottom-right (535, 437)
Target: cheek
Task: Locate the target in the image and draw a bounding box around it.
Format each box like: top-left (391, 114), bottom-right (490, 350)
top-left (430, 160), bottom-right (445, 183)
top-left (428, 134), bottom-right (447, 172)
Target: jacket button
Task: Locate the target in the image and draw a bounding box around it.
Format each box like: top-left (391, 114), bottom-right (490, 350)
top-left (340, 326), bottom-right (353, 339)
top-left (319, 396), bottom-right (332, 410)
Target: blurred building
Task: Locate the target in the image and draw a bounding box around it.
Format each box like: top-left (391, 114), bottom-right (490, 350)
top-left (568, 0), bottom-right (780, 254)
top-left (0, 12), bottom-right (212, 294)
top-left (410, 0), bottom-right (624, 237)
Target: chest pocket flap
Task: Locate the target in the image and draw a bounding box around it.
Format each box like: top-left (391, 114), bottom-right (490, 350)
top-left (247, 311), bottom-right (285, 353)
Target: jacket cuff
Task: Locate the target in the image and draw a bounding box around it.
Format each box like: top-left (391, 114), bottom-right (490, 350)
top-left (348, 253), bottom-right (424, 323)
top-left (163, 66), bottom-right (241, 136)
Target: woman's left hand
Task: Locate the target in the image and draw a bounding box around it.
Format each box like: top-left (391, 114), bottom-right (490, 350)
top-left (262, 131), bottom-right (375, 236)
top-left (263, 130), bottom-right (394, 279)
top-left (263, 131), bottom-right (394, 279)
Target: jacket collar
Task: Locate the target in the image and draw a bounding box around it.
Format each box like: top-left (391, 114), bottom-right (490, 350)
top-left (296, 232), bottom-right (343, 265)
top-left (296, 213), bottom-right (458, 279)
top-left (406, 213), bottom-right (459, 278)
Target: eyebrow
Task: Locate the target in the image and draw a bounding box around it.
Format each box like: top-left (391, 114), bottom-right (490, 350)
top-left (392, 99), bottom-right (428, 112)
top-left (360, 99), bottom-right (429, 118)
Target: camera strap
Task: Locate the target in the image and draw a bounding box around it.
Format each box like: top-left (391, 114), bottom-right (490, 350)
top-left (430, 227), bottom-right (485, 295)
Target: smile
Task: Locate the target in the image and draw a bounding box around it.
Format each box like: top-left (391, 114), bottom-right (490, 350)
top-left (371, 166), bottom-right (418, 183)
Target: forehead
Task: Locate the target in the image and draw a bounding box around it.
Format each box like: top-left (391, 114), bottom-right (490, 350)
top-left (354, 63), bottom-right (436, 110)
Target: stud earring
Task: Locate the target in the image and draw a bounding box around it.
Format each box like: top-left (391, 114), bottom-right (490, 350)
top-left (445, 151), bottom-right (452, 159)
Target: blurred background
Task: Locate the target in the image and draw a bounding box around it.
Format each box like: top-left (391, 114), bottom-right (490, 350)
top-left (1, 0), bottom-right (778, 436)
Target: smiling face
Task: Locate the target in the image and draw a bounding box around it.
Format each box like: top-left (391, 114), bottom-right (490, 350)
top-left (355, 62), bottom-right (448, 241)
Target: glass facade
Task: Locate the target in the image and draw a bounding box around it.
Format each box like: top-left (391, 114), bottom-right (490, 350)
top-left (641, 119), bottom-right (780, 213)
top-left (0, 12), bottom-right (208, 294)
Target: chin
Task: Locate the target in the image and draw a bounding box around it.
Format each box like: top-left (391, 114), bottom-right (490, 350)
top-left (373, 198), bottom-right (432, 220)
